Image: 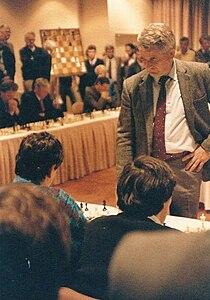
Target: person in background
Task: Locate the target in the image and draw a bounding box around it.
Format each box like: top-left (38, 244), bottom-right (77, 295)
top-left (0, 31), bottom-right (15, 84)
top-left (0, 80), bottom-right (19, 128)
top-left (121, 43), bottom-right (136, 79)
top-left (95, 64), bottom-right (120, 108)
top-left (14, 131), bottom-right (86, 270)
top-left (73, 155), bottom-right (178, 299)
top-left (84, 76), bottom-right (112, 112)
top-left (20, 77), bottom-right (63, 124)
top-left (175, 36), bottom-right (195, 61)
top-left (59, 76), bottom-right (76, 112)
top-left (195, 34), bottom-right (210, 67)
top-left (103, 44), bottom-right (123, 96)
top-left (79, 44), bottom-right (104, 100)
top-left (20, 32), bottom-right (52, 92)
top-left (0, 183), bottom-right (71, 300)
top-left (117, 23), bottom-right (210, 219)
top-left (0, 24), bottom-right (14, 53)
top-left (126, 46), bottom-right (143, 78)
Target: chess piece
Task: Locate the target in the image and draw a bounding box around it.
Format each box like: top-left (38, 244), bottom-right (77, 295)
top-left (200, 213), bottom-right (206, 232)
top-left (80, 202), bottom-right (83, 210)
top-left (103, 200), bottom-right (107, 211)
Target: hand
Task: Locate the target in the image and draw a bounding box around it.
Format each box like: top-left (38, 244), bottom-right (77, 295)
top-left (182, 146), bottom-right (210, 172)
top-left (106, 97), bottom-right (112, 103)
top-left (8, 100), bottom-right (19, 115)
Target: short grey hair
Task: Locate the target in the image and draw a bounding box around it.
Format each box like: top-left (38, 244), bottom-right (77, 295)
top-left (137, 23), bottom-right (176, 52)
top-left (24, 31), bottom-right (35, 40)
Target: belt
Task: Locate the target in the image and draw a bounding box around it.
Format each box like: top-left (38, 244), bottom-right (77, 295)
top-left (165, 151), bottom-right (190, 161)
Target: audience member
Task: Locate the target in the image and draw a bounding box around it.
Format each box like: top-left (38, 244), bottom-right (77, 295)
top-left (121, 43), bottom-right (136, 79)
top-left (109, 231), bottom-right (210, 299)
top-left (95, 64), bottom-right (120, 107)
top-left (73, 155), bottom-right (178, 299)
top-left (103, 44), bottom-right (123, 96)
top-left (20, 32), bottom-right (52, 92)
top-left (195, 34), bottom-right (210, 67)
top-left (0, 24), bottom-right (14, 53)
top-left (0, 183), bottom-right (70, 300)
top-left (14, 131), bottom-right (86, 269)
top-left (79, 44), bottom-right (104, 100)
top-left (0, 80), bottom-right (19, 128)
top-left (84, 76), bottom-right (112, 112)
top-left (117, 23), bottom-right (210, 219)
top-left (126, 46), bottom-right (143, 78)
top-left (20, 77), bottom-right (63, 124)
top-left (0, 31), bottom-right (15, 83)
top-left (175, 36), bottom-right (195, 61)
top-left (59, 76), bottom-right (76, 112)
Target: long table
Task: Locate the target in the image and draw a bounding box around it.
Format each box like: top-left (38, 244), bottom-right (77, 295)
top-left (0, 111), bottom-right (118, 186)
top-left (0, 110), bottom-right (209, 207)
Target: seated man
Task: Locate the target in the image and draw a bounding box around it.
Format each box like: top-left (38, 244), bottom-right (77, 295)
top-left (0, 80), bottom-right (19, 128)
top-left (73, 156), bottom-right (179, 299)
top-left (0, 183), bottom-right (71, 300)
top-left (14, 131), bottom-right (86, 270)
top-left (20, 77), bottom-right (63, 124)
top-left (84, 77), bottom-right (112, 113)
top-left (195, 34), bottom-right (210, 67)
top-left (175, 36), bottom-right (195, 62)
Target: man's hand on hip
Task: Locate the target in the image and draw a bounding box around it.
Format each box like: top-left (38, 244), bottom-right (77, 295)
top-left (182, 146), bottom-right (210, 172)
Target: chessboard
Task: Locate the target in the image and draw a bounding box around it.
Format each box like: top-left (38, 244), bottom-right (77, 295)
top-left (40, 28), bottom-right (87, 76)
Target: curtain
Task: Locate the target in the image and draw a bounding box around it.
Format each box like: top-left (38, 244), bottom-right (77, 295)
top-left (152, 0), bottom-right (209, 51)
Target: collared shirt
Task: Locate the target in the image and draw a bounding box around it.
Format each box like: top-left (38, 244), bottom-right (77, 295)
top-left (148, 215), bottom-right (162, 225)
top-left (153, 60), bottom-right (198, 153)
top-left (105, 57), bottom-right (117, 81)
top-left (89, 57), bottom-right (97, 66)
top-left (175, 49), bottom-right (195, 62)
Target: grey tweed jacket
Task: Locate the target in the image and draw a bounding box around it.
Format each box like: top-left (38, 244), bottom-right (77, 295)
top-left (116, 59), bottom-right (210, 181)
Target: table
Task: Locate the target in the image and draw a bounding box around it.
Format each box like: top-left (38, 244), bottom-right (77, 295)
top-left (0, 110), bottom-right (118, 185)
top-left (0, 109), bottom-right (209, 207)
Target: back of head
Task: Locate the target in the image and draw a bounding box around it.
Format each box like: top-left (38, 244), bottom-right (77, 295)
top-left (15, 131), bottom-right (64, 183)
top-left (0, 183), bottom-right (70, 300)
top-left (95, 76), bottom-right (110, 85)
top-left (109, 231), bottom-right (210, 299)
top-left (32, 77), bottom-right (49, 91)
top-left (137, 23), bottom-right (176, 52)
top-left (117, 155), bottom-right (176, 216)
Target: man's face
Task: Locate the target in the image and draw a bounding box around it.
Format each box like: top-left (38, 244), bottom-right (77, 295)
top-left (25, 34), bottom-right (35, 48)
top-left (87, 49), bottom-right (96, 60)
top-left (97, 83), bottom-right (109, 93)
top-left (125, 45), bottom-right (135, 57)
top-left (180, 40), bottom-right (189, 52)
top-left (0, 90), bottom-right (16, 102)
top-left (201, 39), bottom-right (210, 51)
top-left (106, 48), bottom-right (114, 59)
top-left (4, 26), bottom-right (11, 40)
top-left (35, 85), bottom-right (49, 100)
top-left (139, 46), bottom-right (175, 78)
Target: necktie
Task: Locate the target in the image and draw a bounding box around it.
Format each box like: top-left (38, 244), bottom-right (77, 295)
top-left (152, 76), bottom-right (170, 160)
top-left (40, 99), bottom-right (45, 112)
top-left (108, 59), bottom-right (112, 79)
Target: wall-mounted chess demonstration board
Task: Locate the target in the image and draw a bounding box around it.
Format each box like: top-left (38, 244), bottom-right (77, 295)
top-left (40, 28), bottom-right (86, 76)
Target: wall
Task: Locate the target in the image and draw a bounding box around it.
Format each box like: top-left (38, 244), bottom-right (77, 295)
top-left (0, 0), bottom-right (152, 90)
top-left (0, 0), bottom-right (80, 91)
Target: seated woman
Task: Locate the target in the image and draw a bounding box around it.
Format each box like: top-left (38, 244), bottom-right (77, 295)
top-left (73, 156), bottom-right (179, 299)
top-left (14, 131), bottom-right (86, 269)
top-left (0, 183), bottom-right (70, 300)
top-left (19, 77), bottom-right (63, 124)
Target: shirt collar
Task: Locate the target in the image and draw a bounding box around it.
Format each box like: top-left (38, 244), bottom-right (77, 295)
top-left (148, 215), bottom-right (162, 225)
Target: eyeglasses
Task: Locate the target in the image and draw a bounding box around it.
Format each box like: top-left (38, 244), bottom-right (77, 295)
top-left (140, 57), bottom-right (162, 66)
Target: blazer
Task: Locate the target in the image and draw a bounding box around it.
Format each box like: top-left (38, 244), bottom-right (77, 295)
top-left (73, 212), bottom-right (178, 299)
top-left (20, 91), bottom-right (63, 124)
top-left (104, 56), bottom-right (123, 94)
top-left (117, 59), bottom-right (210, 181)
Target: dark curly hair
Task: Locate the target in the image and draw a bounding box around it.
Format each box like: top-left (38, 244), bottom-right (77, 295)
top-left (117, 155), bottom-right (176, 216)
top-left (15, 132), bottom-right (64, 183)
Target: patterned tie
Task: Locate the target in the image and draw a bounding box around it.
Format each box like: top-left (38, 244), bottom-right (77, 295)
top-left (152, 76), bottom-right (170, 160)
top-left (108, 59), bottom-right (112, 79)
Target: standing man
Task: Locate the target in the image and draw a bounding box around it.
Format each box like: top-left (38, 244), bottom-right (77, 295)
top-left (104, 44), bottom-right (122, 96)
top-left (195, 34), bottom-right (210, 67)
top-left (20, 32), bottom-right (51, 92)
top-left (0, 31), bottom-right (15, 84)
top-left (117, 23), bottom-right (210, 219)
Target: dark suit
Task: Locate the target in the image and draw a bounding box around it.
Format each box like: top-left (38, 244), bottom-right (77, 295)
top-left (0, 45), bottom-right (15, 83)
top-left (0, 98), bottom-right (18, 128)
top-left (126, 60), bottom-right (142, 78)
top-left (20, 91), bottom-right (63, 124)
top-left (73, 213), bottom-right (178, 299)
top-left (104, 56), bottom-right (123, 96)
top-left (79, 58), bottom-right (104, 100)
top-left (117, 59), bottom-right (210, 217)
